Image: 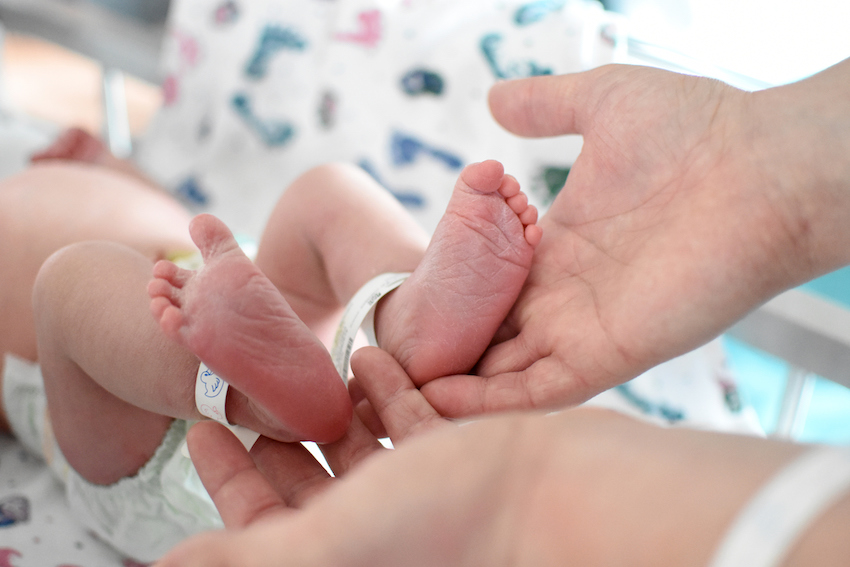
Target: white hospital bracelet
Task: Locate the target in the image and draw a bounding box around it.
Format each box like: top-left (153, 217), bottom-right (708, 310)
top-left (330, 272), bottom-right (411, 382)
top-left (194, 362), bottom-right (260, 450)
top-left (709, 445), bottom-right (850, 567)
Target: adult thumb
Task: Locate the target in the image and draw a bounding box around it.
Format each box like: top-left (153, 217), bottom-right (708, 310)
top-left (488, 67), bottom-right (613, 138)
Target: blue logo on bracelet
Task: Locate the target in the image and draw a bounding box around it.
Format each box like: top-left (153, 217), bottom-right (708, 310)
top-left (200, 369), bottom-right (225, 398)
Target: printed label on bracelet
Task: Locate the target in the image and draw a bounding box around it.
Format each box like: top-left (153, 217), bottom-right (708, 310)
top-left (331, 272), bottom-right (411, 381)
top-left (195, 364), bottom-right (229, 424)
top-left (188, 363), bottom-right (261, 454)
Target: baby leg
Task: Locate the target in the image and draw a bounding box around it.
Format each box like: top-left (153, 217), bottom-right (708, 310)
top-left (375, 159), bottom-right (540, 384)
top-left (148, 216), bottom-right (352, 444)
top-left (147, 160), bottom-right (537, 445)
top-left (33, 242), bottom-right (199, 485)
top-left (0, 162), bottom-right (193, 434)
top-left (34, 238), bottom-right (347, 486)
top-left (257, 161), bottom-right (538, 384)
top-left (252, 163), bottom-right (431, 345)
top-left (147, 164), bottom-right (423, 445)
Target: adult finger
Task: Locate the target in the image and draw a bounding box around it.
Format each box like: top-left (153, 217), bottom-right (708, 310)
top-left (488, 66), bottom-right (616, 138)
top-left (350, 346), bottom-right (449, 443)
top-left (157, 518), bottom-right (308, 567)
top-left (249, 435), bottom-right (336, 509)
top-left (421, 356), bottom-right (587, 418)
top-left (189, 420), bottom-right (383, 529)
top-left (186, 422), bottom-right (291, 528)
top-left (317, 410), bottom-right (387, 478)
top-left (348, 376), bottom-right (389, 438)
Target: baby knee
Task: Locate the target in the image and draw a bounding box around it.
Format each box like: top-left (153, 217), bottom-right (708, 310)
top-left (289, 162), bottom-right (370, 197)
top-left (33, 242), bottom-right (133, 328)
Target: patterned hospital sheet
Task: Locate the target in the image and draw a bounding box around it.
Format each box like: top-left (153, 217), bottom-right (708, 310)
top-left (135, 0), bottom-right (625, 240)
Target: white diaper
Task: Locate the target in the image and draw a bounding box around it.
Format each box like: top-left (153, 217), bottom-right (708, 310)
top-left (2, 353), bottom-right (222, 563)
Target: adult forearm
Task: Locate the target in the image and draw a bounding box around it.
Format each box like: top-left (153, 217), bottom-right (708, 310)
top-left (785, 490), bottom-right (850, 566)
top-left (747, 58), bottom-right (850, 285)
top-left (514, 410), bottom-right (832, 567)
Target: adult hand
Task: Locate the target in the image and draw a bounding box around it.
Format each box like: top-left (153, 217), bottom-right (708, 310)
top-left (423, 61), bottom-right (850, 417)
top-left (157, 346), bottom-right (530, 566)
top-left (156, 347), bottom-right (810, 567)
top-left (178, 345), bottom-right (450, 531)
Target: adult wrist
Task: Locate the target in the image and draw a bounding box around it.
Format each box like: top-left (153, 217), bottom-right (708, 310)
top-left (746, 60), bottom-right (850, 282)
top-left (709, 445), bottom-right (850, 567)
top-left (782, 489), bottom-right (850, 566)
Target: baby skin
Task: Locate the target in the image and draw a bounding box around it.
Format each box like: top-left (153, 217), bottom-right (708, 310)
top-left (30, 127), bottom-right (157, 187)
top-left (149, 160), bottom-right (540, 439)
top-left (149, 218), bottom-right (351, 442)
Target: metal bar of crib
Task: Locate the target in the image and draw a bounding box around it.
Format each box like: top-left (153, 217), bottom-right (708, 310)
top-left (774, 367), bottom-right (816, 440)
top-left (728, 289), bottom-right (850, 438)
top-left (101, 66), bottom-right (132, 158)
top-left (728, 289), bottom-right (850, 392)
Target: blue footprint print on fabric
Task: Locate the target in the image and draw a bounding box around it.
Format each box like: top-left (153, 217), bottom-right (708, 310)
top-left (514, 0), bottom-right (566, 25)
top-left (199, 368), bottom-right (225, 398)
top-left (244, 24), bottom-right (308, 79)
top-left (232, 93), bottom-right (296, 147)
top-left (480, 33), bottom-right (552, 80)
top-left (400, 68), bottom-right (444, 96)
top-left (534, 165), bottom-right (570, 206)
top-left (615, 384), bottom-right (685, 422)
top-left (174, 175), bottom-right (211, 209)
top-left (359, 159), bottom-right (426, 209)
top-left (391, 131), bottom-right (462, 170)
top-left (0, 496), bottom-right (29, 527)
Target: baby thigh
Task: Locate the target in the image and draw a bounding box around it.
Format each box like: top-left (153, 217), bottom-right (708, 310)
top-left (32, 241), bottom-right (200, 485)
top-left (255, 163), bottom-right (429, 341)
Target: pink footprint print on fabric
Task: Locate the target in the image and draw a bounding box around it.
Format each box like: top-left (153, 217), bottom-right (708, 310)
top-left (0, 549), bottom-right (21, 567)
top-left (161, 75), bottom-right (179, 106)
top-left (174, 30), bottom-right (201, 68)
top-left (161, 29), bottom-right (202, 106)
top-left (334, 10), bottom-right (382, 48)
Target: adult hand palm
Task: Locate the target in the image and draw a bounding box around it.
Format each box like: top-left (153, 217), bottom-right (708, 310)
top-left (424, 65), bottom-right (793, 416)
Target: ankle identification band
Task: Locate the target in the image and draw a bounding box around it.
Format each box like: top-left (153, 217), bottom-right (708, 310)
top-left (709, 445), bottom-right (850, 567)
top-left (193, 361), bottom-right (260, 450)
top-left (187, 272), bottom-right (410, 455)
top-left (330, 272), bottom-right (411, 382)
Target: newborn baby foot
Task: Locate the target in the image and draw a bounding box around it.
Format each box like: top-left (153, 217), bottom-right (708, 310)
top-left (148, 214), bottom-right (351, 443)
top-left (376, 159), bottom-right (541, 385)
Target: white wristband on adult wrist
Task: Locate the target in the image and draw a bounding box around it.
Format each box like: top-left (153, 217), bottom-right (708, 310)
top-left (709, 445), bottom-right (850, 567)
top-left (330, 272), bottom-right (411, 382)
